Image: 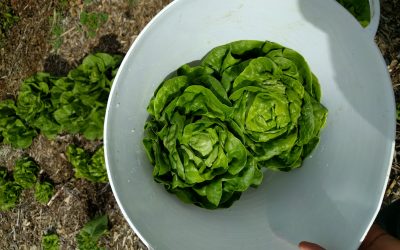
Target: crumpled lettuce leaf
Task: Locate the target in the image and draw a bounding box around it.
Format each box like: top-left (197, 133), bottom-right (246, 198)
top-left (76, 215), bottom-right (108, 250)
top-left (17, 72), bottom-right (61, 138)
top-left (41, 233), bottom-right (60, 250)
top-left (143, 40), bottom-right (328, 208)
top-left (66, 145), bottom-right (107, 183)
top-left (0, 100), bottom-right (37, 148)
top-left (0, 53), bottom-right (122, 148)
top-left (0, 168), bottom-right (7, 186)
top-left (13, 157), bottom-right (39, 189)
top-left (51, 53), bottom-right (122, 140)
top-left (35, 181), bottom-right (54, 204)
top-left (0, 181), bottom-right (23, 211)
top-left (336, 0), bottom-right (370, 27)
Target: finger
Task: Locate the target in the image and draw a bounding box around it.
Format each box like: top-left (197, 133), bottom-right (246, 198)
top-left (298, 241), bottom-right (326, 250)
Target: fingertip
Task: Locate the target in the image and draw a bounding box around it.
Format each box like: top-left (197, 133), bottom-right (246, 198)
top-left (298, 241), bottom-right (325, 250)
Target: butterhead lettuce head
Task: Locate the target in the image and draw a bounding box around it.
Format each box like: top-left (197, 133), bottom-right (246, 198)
top-left (143, 40), bottom-right (328, 209)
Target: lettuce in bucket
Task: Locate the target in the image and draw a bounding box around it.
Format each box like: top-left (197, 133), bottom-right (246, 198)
top-left (143, 40), bottom-right (328, 209)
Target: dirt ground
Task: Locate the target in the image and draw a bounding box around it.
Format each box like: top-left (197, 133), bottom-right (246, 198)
top-left (0, 0), bottom-right (399, 249)
top-left (376, 0), bottom-right (400, 205)
top-left (0, 0), bottom-right (170, 249)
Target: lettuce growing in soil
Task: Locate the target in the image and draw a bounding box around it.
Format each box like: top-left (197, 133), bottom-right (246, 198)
top-left (0, 100), bottom-right (36, 149)
top-left (13, 157), bottom-right (39, 189)
top-left (0, 181), bottom-right (23, 211)
top-left (35, 181), bottom-right (54, 204)
top-left (66, 145), bottom-right (107, 183)
top-left (41, 233), bottom-right (60, 250)
top-left (76, 215), bottom-right (108, 250)
top-left (143, 40), bottom-right (328, 209)
top-left (0, 53), bottom-right (123, 150)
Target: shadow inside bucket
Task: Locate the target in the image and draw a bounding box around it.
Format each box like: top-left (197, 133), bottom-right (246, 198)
top-left (262, 0), bottom-right (395, 249)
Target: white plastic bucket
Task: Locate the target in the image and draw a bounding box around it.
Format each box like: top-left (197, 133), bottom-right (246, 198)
top-left (105, 0), bottom-right (395, 249)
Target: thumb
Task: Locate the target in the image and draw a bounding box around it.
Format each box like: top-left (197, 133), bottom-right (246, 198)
top-left (298, 241), bottom-right (326, 250)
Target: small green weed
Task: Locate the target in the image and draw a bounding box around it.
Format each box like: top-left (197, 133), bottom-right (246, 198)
top-left (83, 0), bottom-right (93, 5)
top-left (127, 0), bottom-right (138, 6)
top-left (58, 0), bottom-right (69, 10)
top-left (79, 11), bottom-right (108, 38)
top-left (0, 0), bottom-right (19, 47)
top-left (50, 10), bottom-right (64, 51)
top-left (35, 181), bottom-right (55, 204)
top-left (42, 233), bottom-right (60, 250)
top-left (76, 215), bottom-right (108, 250)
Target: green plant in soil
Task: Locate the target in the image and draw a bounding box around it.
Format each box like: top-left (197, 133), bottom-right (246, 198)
top-left (76, 215), bottom-right (108, 250)
top-left (35, 181), bottom-right (55, 204)
top-left (0, 157), bottom-right (56, 210)
top-left (0, 53), bottom-right (122, 149)
top-left (50, 10), bottom-right (64, 51)
top-left (41, 233), bottom-right (60, 250)
top-left (79, 11), bottom-right (108, 38)
top-left (66, 145), bottom-right (107, 183)
top-left (0, 167), bottom-right (22, 211)
top-left (127, 0), bottom-right (138, 6)
top-left (83, 0), bottom-right (94, 5)
top-left (13, 157), bottom-right (39, 189)
top-left (0, 0), bottom-right (19, 47)
top-left (0, 100), bottom-right (37, 149)
top-left (58, 0), bottom-right (69, 10)
top-left (0, 180), bottom-right (23, 211)
top-left (0, 168), bottom-right (7, 185)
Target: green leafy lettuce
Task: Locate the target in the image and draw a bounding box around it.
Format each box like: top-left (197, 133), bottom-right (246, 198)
top-left (0, 181), bottom-right (22, 210)
top-left (0, 167), bottom-right (23, 211)
top-left (76, 215), bottom-right (108, 250)
top-left (66, 145), bottom-right (107, 183)
top-left (41, 233), bottom-right (60, 250)
top-left (0, 0), bottom-right (19, 47)
top-left (80, 11), bottom-right (108, 38)
top-left (13, 157), bottom-right (39, 189)
top-left (17, 72), bottom-right (61, 138)
top-left (337, 0), bottom-right (370, 27)
top-left (1, 159), bottom-right (53, 210)
top-left (35, 181), bottom-right (55, 204)
top-left (0, 100), bottom-right (37, 148)
top-left (51, 53), bottom-right (122, 140)
top-left (0, 53), bottom-right (122, 149)
top-left (143, 40), bottom-right (328, 209)
top-left (0, 168), bottom-right (6, 185)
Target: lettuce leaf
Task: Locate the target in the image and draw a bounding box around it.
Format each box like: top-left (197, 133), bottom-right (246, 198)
top-left (336, 0), bottom-right (370, 27)
top-left (35, 181), bottom-right (54, 204)
top-left (17, 72), bottom-right (61, 138)
top-left (0, 100), bottom-right (36, 148)
top-left (76, 215), bottom-right (108, 250)
top-left (41, 233), bottom-right (60, 250)
top-left (0, 53), bottom-right (122, 148)
top-left (13, 157), bottom-right (39, 189)
top-left (66, 145), bottom-right (107, 183)
top-left (0, 181), bottom-right (23, 210)
top-left (143, 40), bottom-right (328, 208)
top-left (51, 53), bottom-right (122, 140)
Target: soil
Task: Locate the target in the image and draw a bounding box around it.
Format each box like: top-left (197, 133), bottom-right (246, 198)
top-left (0, 0), bottom-right (170, 249)
top-left (377, 0), bottom-right (400, 206)
top-left (0, 0), bottom-right (399, 249)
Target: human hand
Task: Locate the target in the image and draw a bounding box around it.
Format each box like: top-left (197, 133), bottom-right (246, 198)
top-left (298, 241), bottom-right (325, 250)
